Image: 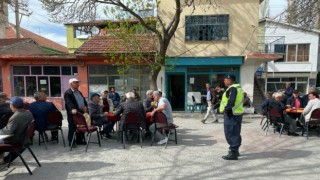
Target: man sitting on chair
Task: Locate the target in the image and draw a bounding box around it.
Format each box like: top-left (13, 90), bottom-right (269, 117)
top-left (114, 92), bottom-right (146, 132)
top-left (300, 92), bottom-right (320, 125)
top-left (0, 96), bottom-right (34, 164)
top-left (150, 91), bottom-right (174, 145)
top-left (29, 91), bottom-right (59, 141)
top-left (88, 93), bottom-right (114, 139)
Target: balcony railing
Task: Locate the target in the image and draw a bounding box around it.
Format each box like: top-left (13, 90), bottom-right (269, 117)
top-left (256, 36), bottom-right (285, 54)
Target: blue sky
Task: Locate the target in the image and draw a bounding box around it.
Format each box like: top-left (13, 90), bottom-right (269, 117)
top-left (8, 0), bottom-right (287, 47)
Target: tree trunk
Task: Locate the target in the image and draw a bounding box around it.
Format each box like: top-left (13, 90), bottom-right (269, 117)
top-left (150, 66), bottom-right (161, 90)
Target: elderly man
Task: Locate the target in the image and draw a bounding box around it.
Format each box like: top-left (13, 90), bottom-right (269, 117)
top-left (64, 78), bottom-right (88, 147)
top-left (88, 93), bottom-right (114, 138)
top-left (300, 92), bottom-right (320, 125)
top-left (29, 91), bottom-right (59, 141)
top-left (150, 91), bottom-right (174, 145)
top-left (115, 92), bottom-right (146, 132)
top-left (0, 96), bottom-right (34, 164)
top-left (0, 92), bottom-right (12, 129)
top-left (143, 90), bottom-right (154, 113)
top-left (263, 92), bottom-right (299, 136)
top-left (283, 82), bottom-right (293, 104)
top-left (302, 88), bottom-right (315, 106)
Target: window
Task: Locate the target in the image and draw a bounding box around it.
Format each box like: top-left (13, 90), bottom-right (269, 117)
top-left (12, 65), bottom-right (77, 97)
top-left (276, 44), bottom-right (310, 62)
top-left (185, 15), bottom-right (229, 41)
top-left (266, 77), bottom-right (308, 93)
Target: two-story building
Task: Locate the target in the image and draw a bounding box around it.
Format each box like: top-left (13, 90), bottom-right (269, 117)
top-left (157, 0), bottom-right (274, 110)
top-left (259, 18), bottom-right (320, 94)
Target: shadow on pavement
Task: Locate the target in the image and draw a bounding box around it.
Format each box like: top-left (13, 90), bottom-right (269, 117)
top-left (4, 161), bottom-right (114, 180)
top-left (240, 149), bottom-right (313, 160)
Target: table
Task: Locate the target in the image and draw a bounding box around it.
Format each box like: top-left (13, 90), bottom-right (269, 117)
top-left (285, 108), bottom-right (304, 114)
top-left (0, 135), bottom-right (13, 140)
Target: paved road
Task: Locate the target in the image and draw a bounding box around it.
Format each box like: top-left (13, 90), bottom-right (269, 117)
top-left (1, 112), bottom-right (320, 180)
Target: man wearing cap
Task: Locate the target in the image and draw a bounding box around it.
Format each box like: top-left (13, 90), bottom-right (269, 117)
top-left (88, 93), bottom-right (114, 138)
top-left (64, 78), bottom-right (88, 147)
top-left (219, 74), bottom-right (243, 160)
top-left (0, 96), bottom-right (34, 164)
top-left (0, 92), bottom-right (12, 129)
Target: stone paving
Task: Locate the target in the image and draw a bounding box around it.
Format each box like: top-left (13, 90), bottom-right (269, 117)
top-left (1, 112), bottom-right (320, 180)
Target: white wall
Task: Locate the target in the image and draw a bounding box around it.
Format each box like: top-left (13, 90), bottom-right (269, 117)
top-left (240, 61), bottom-right (256, 102)
top-left (265, 21), bottom-right (319, 72)
top-left (156, 67), bottom-right (165, 97)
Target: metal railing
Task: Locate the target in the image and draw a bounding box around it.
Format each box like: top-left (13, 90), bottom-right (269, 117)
top-left (256, 36), bottom-right (285, 54)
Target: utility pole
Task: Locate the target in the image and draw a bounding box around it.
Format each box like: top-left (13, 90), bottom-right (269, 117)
top-left (14, 0), bottom-right (20, 38)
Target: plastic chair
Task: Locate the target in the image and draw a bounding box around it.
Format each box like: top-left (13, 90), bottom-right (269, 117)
top-left (120, 112), bottom-right (143, 149)
top-left (191, 96), bottom-right (205, 113)
top-left (150, 112), bottom-right (178, 149)
top-left (38, 111), bottom-right (66, 149)
top-left (70, 113), bottom-right (101, 153)
top-left (266, 107), bottom-right (287, 137)
top-left (302, 108), bottom-right (320, 139)
top-left (0, 120), bottom-right (41, 175)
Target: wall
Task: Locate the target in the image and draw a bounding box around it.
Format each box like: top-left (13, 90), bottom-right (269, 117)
top-left (265, 21), bottom-right (320, 72)
top-left (66, 25), bottom-right (88, 53)
top-left (158, 0), bottom-right (260, 57)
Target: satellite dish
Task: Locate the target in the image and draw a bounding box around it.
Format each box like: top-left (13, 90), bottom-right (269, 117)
top-left (91, 26), bottom-right (99, 35)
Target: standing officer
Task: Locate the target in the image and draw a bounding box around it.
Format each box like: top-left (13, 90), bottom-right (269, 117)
top-left (219, 74), bottom-right (244, 160)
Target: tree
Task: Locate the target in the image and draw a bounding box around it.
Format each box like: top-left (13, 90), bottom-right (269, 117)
top-left (40, 0), bottom-right (219, 90)
top-left (286, 0), bottom-right (320, 29)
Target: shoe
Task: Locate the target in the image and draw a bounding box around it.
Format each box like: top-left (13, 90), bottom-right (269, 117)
top-left (213, 119), bottom-right (219, 123)
top-left (157, 137), bottom-right (168, 145)
top-left (201, 119), bottom-right (206, 124)
top-left (76, 141), bottom-right (87, 145)
top-left (228, 150), bottom-right (240, 157)
top-left (222, 151), bottom-right (238, 160)
top-left (288, 132), bottom-right (299, 136)
top-left (104, 133), bottom-right (112, 139)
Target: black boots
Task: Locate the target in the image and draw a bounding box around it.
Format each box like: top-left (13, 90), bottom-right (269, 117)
top-left (222, 151), bottom-right (239, 160)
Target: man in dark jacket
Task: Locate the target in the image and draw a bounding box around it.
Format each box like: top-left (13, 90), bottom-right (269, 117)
top-left (64, 78), bottom-right (88, 147)
top-left (29, 91), bottom-right (59, 141)
top-left (114, 92), bottom-right (146, 131)
top-left (283, 82), bottom-right (293, 104)
top-left (88, 93), bottom-right (114, 138)
top-left (143, 90), bottom-right (154, 113)
top-left (109, 87), bottom-right (121, 108)
top-left (0, 96), bottom-right (33, 164)
top-left (0, 92), bottom-right (12, 129)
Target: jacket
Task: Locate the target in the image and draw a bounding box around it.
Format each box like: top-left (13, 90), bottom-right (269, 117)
top-left (29, 101), bottom-right (58, 132)
top-left (0, 109), bottom-right (33, 145)
top-left (115, 98), bottom-right (146, 131)
top-left (64, 88), bottom-right (88, 115)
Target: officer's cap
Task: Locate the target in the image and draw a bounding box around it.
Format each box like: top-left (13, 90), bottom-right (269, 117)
top-left (224, 74), bottom-right (236, 81)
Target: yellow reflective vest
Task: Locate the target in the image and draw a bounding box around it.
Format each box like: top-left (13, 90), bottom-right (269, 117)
top-left (219, 83), bottom-right (244, 115)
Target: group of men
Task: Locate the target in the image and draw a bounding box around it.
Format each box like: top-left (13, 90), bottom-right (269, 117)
top-left (260, 82), bottom-right (320, 136)
top-left (0, 74), bottom-right (245, 162)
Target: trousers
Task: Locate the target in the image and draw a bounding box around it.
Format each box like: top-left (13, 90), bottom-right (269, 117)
top-left (224, 114), bottom-right (242, 152)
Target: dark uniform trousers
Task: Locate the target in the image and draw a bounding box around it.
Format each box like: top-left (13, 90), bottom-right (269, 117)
top-left (224, 114), bottom-right (242, 152)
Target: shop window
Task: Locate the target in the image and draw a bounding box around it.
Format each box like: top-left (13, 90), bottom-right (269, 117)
top-left (50, 77), bottom-right (61, 97)
top-left (38, 77), bottom-right (49, 95)
top-left (62, 67), bottom-right (72, 75)
top-left (187, 74), bottom-right (209, 93)
top-left (185, 15), bottom-right (229, 41)
top-left (72, 66), bottom-right (78, 75)
top-left (14, 76), bottom-right (25, 96)
top-left (31, 66), bottom-right (42, 75)
top-left (43, 66), bottom-right (60, 75)
top-left (13, 66), bottom-right (29, 75)
top-left (26, 76), bottom-right (37, 97)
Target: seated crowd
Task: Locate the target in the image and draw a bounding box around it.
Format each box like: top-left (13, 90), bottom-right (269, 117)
top-left (260, 87), bottom-right (320, 137)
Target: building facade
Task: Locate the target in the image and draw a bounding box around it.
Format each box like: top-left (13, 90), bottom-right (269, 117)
top-left (260, 19), bottom-right (320, 94)
top-left (157, 0), bottom-right (267, 110)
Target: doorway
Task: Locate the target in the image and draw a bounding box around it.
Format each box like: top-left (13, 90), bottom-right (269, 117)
top-left (168, 74), bottom-right (185, 111)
